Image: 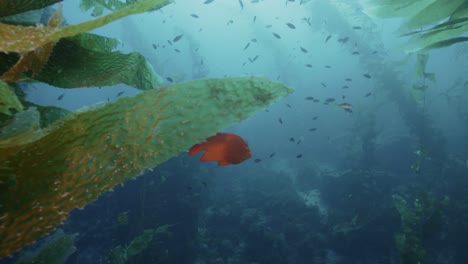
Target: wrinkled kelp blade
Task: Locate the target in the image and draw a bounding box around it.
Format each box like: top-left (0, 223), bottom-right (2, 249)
top-left (32, 37), bottom-right (159, 90)
top-left (0, 76), bottom-right (293, 257)
top-left (0, 0), bottom-right (61, 17)
top-left (0, 0), bottom-right (171, 53)
top-left (66, 32), bottom-right (120, 53)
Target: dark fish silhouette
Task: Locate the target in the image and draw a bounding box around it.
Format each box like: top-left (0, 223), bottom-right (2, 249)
top-left (173, 34), bottom-right (184, 42)
top-left (239, 0), bottom-right (244, 9)
top-left (338, 37), bottom-right (349, 43)
top-left (300, 47), bottom-right (308, 53)
top-left (166, 77), bottom-right (174, 82)
top-left (363, 73), bottom-right (371, 79)
top-left (243, 42), bottom-right (250, 50)
top-left (190, 14), bottom-right (199, 18)
top-left (352, 51), bottom-right (360, 55)
top-left (296, 154), bottom-right (303, 158)
top-left (365, 92), bottom-right (372, 97)
top-left (286, 22), bottom-right (296, 29)
top-left (248, 55), bottom-right (259, 62)
top-left (272, 32), bottom-right (281, 39)
top-left (352, 26), bottom-right (362, 29)
top-left (57, 93), bottom-right (65, 100)
top-left (289, 137), bottom-right (295, 142)
top-left (308, 128), bottom-right (317, 132)
top-left (321, 82), bottom-right (327, 88)
top-left (305, 64), bottom-right (313, 68)
top-left (269, 152), bottom-right (276, 158)
top-left (152, 44), bottom-right (157, 50)
top-left (312, 116), bottom-right (318, 120)
top-left (345, 78), bottom-right (352, 81)
top-left (117, 91), bottom-right (124, 97)
top-left (254, 158), bottom-right (261, 163)
top-left (305, 96), bottom-right (314, 100)
top-left (204, 0), bottom-right (215, 4)
top-left (278, 117), bottom-right (283, 124)
top-left (325, 35), bottom-right (331, 42)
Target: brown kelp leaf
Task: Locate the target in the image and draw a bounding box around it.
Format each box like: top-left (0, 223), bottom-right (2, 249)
top-left (0, 4), bottom-right (62, 82)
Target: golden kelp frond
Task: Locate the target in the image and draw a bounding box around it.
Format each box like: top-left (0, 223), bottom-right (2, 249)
top-left (0, 0), bottom-right (171, 54)
top-left (0, 77), bottom-right (292, 257)
top-left (0, 4), bottom-right (62, 82)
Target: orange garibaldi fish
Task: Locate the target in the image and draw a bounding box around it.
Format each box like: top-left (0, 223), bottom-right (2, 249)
top-left (189, 132), bottom-right (252, 166)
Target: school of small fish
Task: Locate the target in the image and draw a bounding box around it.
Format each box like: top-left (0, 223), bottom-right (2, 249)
top-left (49, 0), bottom-right (377, 167)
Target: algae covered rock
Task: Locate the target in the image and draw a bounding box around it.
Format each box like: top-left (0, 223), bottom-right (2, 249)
top-left (0, 76), bottom-right (292, 257)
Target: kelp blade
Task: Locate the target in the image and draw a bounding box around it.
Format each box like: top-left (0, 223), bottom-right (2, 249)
top-left (0, 0), bottom-right (171, 54)
top-left (0, 76), bottom-right (293, 257)
top-left (33, 37), bottom-right (160, 90)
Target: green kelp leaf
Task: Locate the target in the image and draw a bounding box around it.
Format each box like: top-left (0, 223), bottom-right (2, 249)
top-left (32, 38), bottom-right (159, 90)
top-left (0, 107), bottom-right (42, 148)
top-left (0, 0), bottom-right (61, 18)
top-left (0, 76), bottom-right (293, 257)
top-left (0, 81), bottom-right (23, 115)
top-left (66, 33), bottom-right (120, 52)
top-left (451, 1), bottom-right (468, 19)
top-left (421, 36), bottom-right (468, 50)
top-left (30, 105), bottom-right (71, 128)
top-left (0, 0), bottom-right (171, 54)
top-left (363, 0), bottom-right (434, 18)
top-left (1, 8), bottom-right (45, 24)
top-left (403, 18), bottom-right (468, 52)
top-left (401, 0), bottom-right (466, 32)
top-left (363, 0), bottom-right (468, 53)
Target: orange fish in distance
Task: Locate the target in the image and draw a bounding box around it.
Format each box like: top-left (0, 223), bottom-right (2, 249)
top-left (189, 133), bottom-right (252, 166)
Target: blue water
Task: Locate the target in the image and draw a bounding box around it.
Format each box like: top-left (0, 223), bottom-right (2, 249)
top-left (2, 0), bottom-right (468, 263)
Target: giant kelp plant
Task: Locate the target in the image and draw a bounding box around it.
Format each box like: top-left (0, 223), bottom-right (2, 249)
top-left (0, 0), bottom-right (292, 258)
